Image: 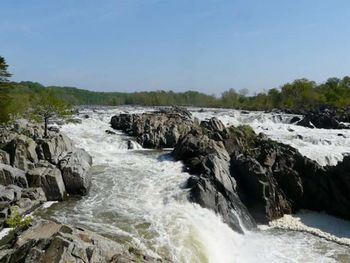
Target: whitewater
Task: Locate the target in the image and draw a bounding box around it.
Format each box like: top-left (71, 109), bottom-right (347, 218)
top-left (42, 107), bottom-right (350, 263)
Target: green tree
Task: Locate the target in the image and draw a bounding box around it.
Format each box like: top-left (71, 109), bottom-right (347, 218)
top-left (0, 56), bottom-right (12, 82)
top-left (31, 90), bottom-right (71, 137)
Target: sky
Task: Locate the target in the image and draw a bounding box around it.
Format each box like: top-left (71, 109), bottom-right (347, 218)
top-left (1, 0), bottom-right (350, 95)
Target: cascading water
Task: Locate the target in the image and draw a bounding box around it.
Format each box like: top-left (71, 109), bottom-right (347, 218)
top-left (42, 107), bottom-right (350, 263)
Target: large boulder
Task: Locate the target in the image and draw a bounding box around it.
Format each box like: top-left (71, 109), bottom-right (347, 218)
top-left (111, 107), bottom-right (194, 148)
top-left (26, 161), bottom-right (66, 201)
top-left (36, 133), bottom-right (74, 164)
top-left (59, 149), bottom-right (92, 195)
top-left (0, 164), bottom-right (28, 188)
top-left (3, 135), bottom-right (38, 171)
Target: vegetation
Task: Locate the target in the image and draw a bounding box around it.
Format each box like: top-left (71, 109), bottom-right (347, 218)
top-left (0, 56), bottom-right (12, 82)
top-left (5, 206), bottom-right (33, 228)
top-left (1, 55), bottom-right (350, 124)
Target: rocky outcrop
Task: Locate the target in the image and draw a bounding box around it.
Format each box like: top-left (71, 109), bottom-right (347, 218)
top-left (0, 219), bottom-right (167, 263)
top-left (292, 107), bottom-right (350, 129)
top-left (173, 128), bottom-right (255, 233)
top-left (111, 107), bottom-right (194, 148)
top-left (109, 108), bottom-right (350, 229)
top-left (0, 120), bottom-right (92, 232)
top-left (59, 149), bottom-right (93, 195)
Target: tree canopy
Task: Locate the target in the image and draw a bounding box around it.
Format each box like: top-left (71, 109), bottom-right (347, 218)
top-left (0, 56), bottom-right (12, 82)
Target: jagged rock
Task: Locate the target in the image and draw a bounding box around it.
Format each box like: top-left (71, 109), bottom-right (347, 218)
top-left (0, 150), bottom-right (9, 165)
top-left (3, 135), bottom-right (39, 171)
top-left (173, 129), bottom-right (255, 232)
top-left (111, 107), bottom-right (194, 148)
top-left (0, 220), bottom-right (166, 263)
top-left (59, 149), bottom-right (92, 195)
top-left (296, 109), bottom-right (349, 129)
top-left (0, 164), bottom-right (28, 188)
top-left (0, 185), bottom-right (21, 203)
top-left (26, 161), bottom-right (66, 201)
top-left (36, 133), bottom-right (74, 164)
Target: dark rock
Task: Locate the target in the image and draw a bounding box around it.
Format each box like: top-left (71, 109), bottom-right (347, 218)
top-left (111, 107), bottom-right (193, 148)
top-left (290, 116), bottom-right (301, 123)
top-left (59, 149), bottom-right (92, 195)
top-left (105, 130), bottom-right (116, 135)
top-left (173, 127), bottom-right (255, 232)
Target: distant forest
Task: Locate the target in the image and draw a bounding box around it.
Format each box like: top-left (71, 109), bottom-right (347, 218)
top-left (2, 76), bottom-right (350, 110)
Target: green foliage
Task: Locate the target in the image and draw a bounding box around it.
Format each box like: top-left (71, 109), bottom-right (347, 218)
top-left (0, 56), bottom-right (12, 82)
top-left (5, 206), bottom-right (33, 228)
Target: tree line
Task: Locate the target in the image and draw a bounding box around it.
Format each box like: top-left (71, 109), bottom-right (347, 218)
top-left (1, 55), bottom-right (350, 125)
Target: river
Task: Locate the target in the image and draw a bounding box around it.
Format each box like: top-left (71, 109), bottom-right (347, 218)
top-left (41, 107), bottom-right (350, 263)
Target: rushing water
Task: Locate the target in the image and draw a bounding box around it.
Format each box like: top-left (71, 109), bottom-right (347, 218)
top-left (42, 107), bottom-right (350, 263)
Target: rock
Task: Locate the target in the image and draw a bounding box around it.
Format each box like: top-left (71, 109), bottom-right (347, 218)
top-left (296, 108), bottom-right (350, 129)
top-left (127, 140), bottom-right (142, 150)
top-left (2, 135), bottom-right (38, 172)
top-left (173, 128), bottom-right (255, 232)
top-left (1, 219), bottom-right (167, 263)
top-left (0, 164), bottom-right (28, 188)
top-left (26, 161), bottom-right (66, 201)
top-left (0, 185), bottom-right (21, 203)
top-left (36, 133), bottom-right (74, 164)
top-left (48, 126), bottom-right (60, 133)
top-left (290, 116), bottom-right (301, 123)
top-left (111, 107), bottom-right (193, 148)
top-left (105, 129), bottom-right (116, 135)
top-left (0, 150), bottom-right (9, 165)
top-left (59, 149), bottom-right (92, 195)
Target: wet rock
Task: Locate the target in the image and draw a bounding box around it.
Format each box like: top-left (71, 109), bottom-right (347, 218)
top-left (296, 109), bottom-right (349, 129)
top-left (59, 149), bottom-right (92, 195)
top-left (290, 116), bottom-right (301, 123)
top-left (105, 129), bottom-right (116, 135)
top-left (26, 161), bottom-right (66, 201)
top-left (0, 164), bottom-right (28, 188)
top-left (173, 128), bottom-right (255, 232)
top-left (111, 107), bottom-right (194, 148)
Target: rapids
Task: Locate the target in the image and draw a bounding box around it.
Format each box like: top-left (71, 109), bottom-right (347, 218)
top-left (41, 107), bottom-right (350, 263)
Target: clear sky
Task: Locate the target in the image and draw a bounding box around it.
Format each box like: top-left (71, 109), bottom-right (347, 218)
top-left (1, 0), bottom-right (350, 94)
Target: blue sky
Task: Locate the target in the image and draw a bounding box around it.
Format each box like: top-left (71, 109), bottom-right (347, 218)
top-left (1, 0), bottom-right (350, 94)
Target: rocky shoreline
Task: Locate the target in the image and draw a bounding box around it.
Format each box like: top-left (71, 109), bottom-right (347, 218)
top-left (0, 120), bottom-right (167, 262)
top-left (110, 107), bottom-right (350, 233)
